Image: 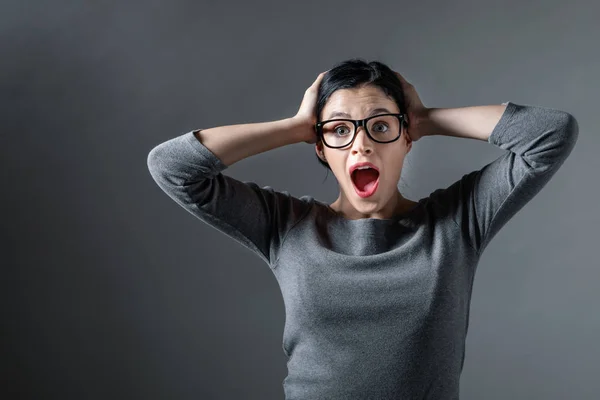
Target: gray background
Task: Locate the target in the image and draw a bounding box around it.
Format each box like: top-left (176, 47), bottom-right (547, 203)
top-left (2, 0), bottom-right (598, 399)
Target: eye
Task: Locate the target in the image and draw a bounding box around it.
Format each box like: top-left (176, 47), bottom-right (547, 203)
top-left (371, 122), bottom-right (389, 132)
top-left (333, 125), bottom-right (351, 136)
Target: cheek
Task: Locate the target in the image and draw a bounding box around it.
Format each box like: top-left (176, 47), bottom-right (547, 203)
top-left (381, 154), bottom-right (406, 181)
top-left (328, 157), bottom-right (350, 181)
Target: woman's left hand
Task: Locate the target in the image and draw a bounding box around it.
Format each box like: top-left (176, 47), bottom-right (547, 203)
top-left (394, 71), bottom-right (429, 142)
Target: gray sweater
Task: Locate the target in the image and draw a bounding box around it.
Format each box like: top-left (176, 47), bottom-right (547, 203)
top-left (147, 101), bottom-right (578, 399)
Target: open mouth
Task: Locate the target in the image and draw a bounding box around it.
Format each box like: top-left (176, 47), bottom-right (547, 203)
top-left (351, 168), bottom-right (380, 198)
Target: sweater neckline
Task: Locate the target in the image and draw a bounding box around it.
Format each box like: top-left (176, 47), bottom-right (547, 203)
top-left (314, 196), bottom-right (427, 224)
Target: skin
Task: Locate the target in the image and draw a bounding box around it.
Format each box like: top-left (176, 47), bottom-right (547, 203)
top-left (314, 84), bottom-right (419, 220)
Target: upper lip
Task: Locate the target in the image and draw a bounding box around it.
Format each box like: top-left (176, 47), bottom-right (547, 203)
top-left (349, 162), bottom-right (380, 176)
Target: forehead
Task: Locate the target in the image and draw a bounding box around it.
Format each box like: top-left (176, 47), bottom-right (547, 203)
top-left (322, 85), bottom-right (398, 119)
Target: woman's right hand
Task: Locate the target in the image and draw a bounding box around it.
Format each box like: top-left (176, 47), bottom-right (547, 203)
top-left (293, 71), bottom-right (327, 144)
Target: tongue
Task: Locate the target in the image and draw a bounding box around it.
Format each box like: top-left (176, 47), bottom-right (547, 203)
top-left (352, 169), bottom-right (379, 192)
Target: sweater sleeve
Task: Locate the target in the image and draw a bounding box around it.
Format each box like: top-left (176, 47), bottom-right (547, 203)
top-left (430, 101), bottom-right (579, 256)
top-left (146, 129), bottom-right (312, 268)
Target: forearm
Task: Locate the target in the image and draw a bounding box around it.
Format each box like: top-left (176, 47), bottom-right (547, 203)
top-left (420, 104), bottom-right (508, 141)
top-left (193, 117), bottom-right (307, 167)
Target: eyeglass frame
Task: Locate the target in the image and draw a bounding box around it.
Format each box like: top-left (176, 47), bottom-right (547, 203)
top-left (314, 113), bottom-right (408, 149)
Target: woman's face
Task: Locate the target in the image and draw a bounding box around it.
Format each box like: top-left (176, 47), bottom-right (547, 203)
top-left (315, 84), bottom-right (412, 216)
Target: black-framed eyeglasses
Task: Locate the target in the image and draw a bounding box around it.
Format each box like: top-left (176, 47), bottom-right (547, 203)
top-left (315, 113), bottom-right (408, 148)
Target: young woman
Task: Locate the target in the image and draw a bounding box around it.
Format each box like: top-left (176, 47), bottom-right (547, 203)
top-left (147, 59), bottom-right (578, 399)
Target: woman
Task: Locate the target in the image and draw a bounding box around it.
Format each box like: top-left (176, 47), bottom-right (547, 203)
top-left (147, 59), bottom-right (578, 399)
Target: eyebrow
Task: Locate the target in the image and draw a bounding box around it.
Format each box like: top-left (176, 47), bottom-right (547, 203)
top-left (327, 107), bottom-right (393, 120)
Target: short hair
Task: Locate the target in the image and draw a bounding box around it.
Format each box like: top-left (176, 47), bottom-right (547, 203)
top-left (315, 58), bottom-right (408, 171)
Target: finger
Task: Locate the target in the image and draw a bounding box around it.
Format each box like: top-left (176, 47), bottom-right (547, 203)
top-left (394, 71), bottom-right (411, 86)
top-left (313, 70), bottom-right (328, 85)
top-left (318, 69), bottom-right (330, 80)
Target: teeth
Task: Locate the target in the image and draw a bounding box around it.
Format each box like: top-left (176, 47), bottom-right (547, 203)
top-left (356, 166), bottom-right (373, 170)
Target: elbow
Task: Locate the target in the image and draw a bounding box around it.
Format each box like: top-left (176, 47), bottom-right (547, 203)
top-left (147, 145), bottom-right (161, 177)
top-left (147, 144), bottom-right (173, 187)
top-left (558, 111), bottom-right (579, 157)
top-left (540, 112), bottom-right (579, 173)
top-left (147, 143), bottom-right (171, 179)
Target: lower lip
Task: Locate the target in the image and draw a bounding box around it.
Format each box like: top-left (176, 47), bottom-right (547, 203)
top-left (352, 175), bottom-right (380, 198)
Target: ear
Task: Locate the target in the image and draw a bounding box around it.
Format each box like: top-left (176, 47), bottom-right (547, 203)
top-left (405, 134), bottom-right (412, 154)
top-left (315, 141), bottom-right (326, 162)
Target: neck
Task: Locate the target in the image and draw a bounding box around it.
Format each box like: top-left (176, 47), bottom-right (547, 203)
top-left (330, 190), bottom-right (415, 220)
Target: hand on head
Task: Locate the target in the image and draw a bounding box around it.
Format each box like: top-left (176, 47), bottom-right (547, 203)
top-left (294, 71), bottom-right (329, 144)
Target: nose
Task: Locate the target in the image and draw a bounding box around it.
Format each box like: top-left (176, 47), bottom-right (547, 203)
top-left (350, 126), bottom-right (373, 154)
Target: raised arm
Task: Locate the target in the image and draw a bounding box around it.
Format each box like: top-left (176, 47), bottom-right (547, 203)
top-left (146, 73), bottom-right (326, 268)
top-left (424, 101), bottom-right (579, 256)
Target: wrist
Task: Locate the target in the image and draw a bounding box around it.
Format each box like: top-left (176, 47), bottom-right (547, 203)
top-left (287, 116), bottom-right (314, 142)
top-left (414, 108), bottom-right (433, 137)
